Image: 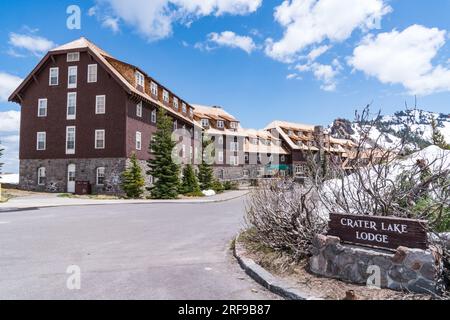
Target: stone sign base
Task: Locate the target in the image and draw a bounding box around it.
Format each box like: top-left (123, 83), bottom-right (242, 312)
top-left (309, 234), bottom-right (442, 294)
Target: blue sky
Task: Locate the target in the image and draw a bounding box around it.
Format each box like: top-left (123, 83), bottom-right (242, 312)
top-left (0, 0), bottom-right (449, 173)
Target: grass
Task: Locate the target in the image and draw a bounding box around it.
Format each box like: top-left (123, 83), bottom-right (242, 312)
top-left (57, 193), bottom-right (121, 200)
top-left (0, 188), bottom-right (15, 203)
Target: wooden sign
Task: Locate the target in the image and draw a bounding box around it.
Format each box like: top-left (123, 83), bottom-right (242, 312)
top-left (328, 213), bottom-right (428, 250)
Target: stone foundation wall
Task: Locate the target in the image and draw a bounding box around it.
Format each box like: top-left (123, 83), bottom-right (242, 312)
top-left (213, 166), bottom-right (244, 180)
top-left (19, 158), bottom-right (127, 194)
top-left (309, 234), bottom-right (442, 294)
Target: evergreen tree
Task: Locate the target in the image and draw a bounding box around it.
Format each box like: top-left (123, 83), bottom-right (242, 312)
top-left (431, 118), bottom-right (450, 150)
top-left (197, 137), bottom-right (215, 190)
top-left (147, 108), bottom-right (180, 199)
top-left (180, 164), bottom-right (200, 194)
top-left (121, 153), bottom-right (145, 199)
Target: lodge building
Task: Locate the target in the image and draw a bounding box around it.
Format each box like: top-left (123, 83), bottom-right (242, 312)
top-left (9, 37), bottom-right (356, 194)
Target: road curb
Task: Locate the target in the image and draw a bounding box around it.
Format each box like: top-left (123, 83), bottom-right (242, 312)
top-left (0, 191), bottom-right (250, 213)
top-left (233, 233), bottom-right (323, 301)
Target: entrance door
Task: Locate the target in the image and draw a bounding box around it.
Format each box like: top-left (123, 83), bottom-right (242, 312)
top-left (67, 164), bottom-right (76, 193)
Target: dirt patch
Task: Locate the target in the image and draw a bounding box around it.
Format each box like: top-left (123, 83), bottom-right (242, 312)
top-left (238, 230), bottom-right (431, 300)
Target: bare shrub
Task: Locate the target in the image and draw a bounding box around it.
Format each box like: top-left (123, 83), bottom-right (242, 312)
top-left (309, 106), bottom-right (450, 233)
top-left (245, 178), bottom-right (327, 261)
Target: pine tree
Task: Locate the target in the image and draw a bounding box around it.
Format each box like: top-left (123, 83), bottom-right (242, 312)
top-left (180, 164), bottom-right (200, 195)
top-left (147, 108), bottom-right (180, 199)
top-left (121, 153), bottom-right (145, 199)
top-left (431, 118), bottom-right (450, 150)
top-left (197, 137), bottom-right (215, 190)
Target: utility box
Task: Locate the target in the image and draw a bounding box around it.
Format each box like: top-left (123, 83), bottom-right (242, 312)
top-left (75, 181), bottom-right (91, 195)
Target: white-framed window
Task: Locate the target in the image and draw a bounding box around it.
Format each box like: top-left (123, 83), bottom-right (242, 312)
top-left (182, 103), bottom-right (187, 113)
top-left (135, 71), bottom-right (145, 89)
top-left (136, 131), bottom-right (142, 150)
top-left (218, 136), bottom-right (224, 145)
top-left (37, 167), bottom-right (46, 185)
top-left (150, 82), bottom-right (158, 96)
top-left (230, 122), bottom-right (238, 129)
top-left (281, 155), bottom-right (286, 162)
top-left (150, 135), bottom-right (156, 152)
top-left (95, 95), bottom-right (106, 114)
top-left (66, 126), bottom-right (76, 154)
top-left (151, 109), bottom-right (157, 123)
top-left (230, 142), bottom-right (239, 152)
top-left (38, 98), bottom-right (47, 117)
top-left (268, 154), bottom-right (274, 163)
top-left (49, 67), bottom-right (59, 86)
top-left (245, 153), bottom-right (249, 163)
top-left (173, 120), bottom-right (178, 131)
top-left (136, 102), bottom-right (143, 117)
top-left (257, 153), bottom-right (262, 163)
top-left (87, 64), bottom-right (98, 83)
top-left (217, 120), bottom-right (224, 129)
top-left (67, 52), bottom-right (80, 62)
top-left (67, 92), bottom-right (77, 120)
top-left (148, 175), bottom-right (154, 186)
top-left (173, 97), bottom-right (179, 110)
top-left (201, 119), bottom-right (209, 127)
top-left (218, 151), bottom-right (224, 163)
top-left (163, 90), bottom-right (169, 103)
top-left (230, 155), bottom-right (239, 166)
top-left (95, 129), bottom-right (105, 149)
top-left (36, 132), bottom-right (46, 151)
top-left (96, 167), bottom-right (105, 185)
top-left (68, 66), bottom-right (78, 89)
top-left (295, 164), bottom-right (304, 175)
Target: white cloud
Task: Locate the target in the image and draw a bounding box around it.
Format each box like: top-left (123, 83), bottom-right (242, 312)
top-left (0, 133), bottom-right (19, 174)
top-left (0, 73), bottom-right (23, 102)
top-left (8, 33), bottom-right (56, 57)
top-left (307, 45), bottom-right (330, 61)
top-left (0, 111), bottom-right (20, 174)
top-left (294, 62), bottom-right (340, 91)
top-left (349, 24), bottom-right (450, 96)
top-left (95, 0), bottom-right (262, 40)
top-left (207, 31), bottom-right (257, 54)
top-left (102, 16), bottom-right (120, 33)
top-left (0, 110), bottom-right (21, 132)
top-left (265, 0), bottom-right (391, 63)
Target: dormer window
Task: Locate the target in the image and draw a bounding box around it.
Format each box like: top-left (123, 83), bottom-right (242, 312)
top-left (163, 90), bottom-right (169, 103)
top-left (135, 71), bottom-right (145, 90)
top-left (230, 122), bottom-right (238, 129)
top-left (182, 103), bottom-right (187, 113)
top-left (252, 138), bottom-right (258, 145)
top-left (173, 97), bottom-right (179, 110)
top-left (189, 108), bottom-right (193, 117)
top-left (201, 119), bottom-right (209, 127)
top-left (288, 130), bottom-right (293, 136)
top-left (217, 120), bottom-right (224, 129)
top-left (67, 52), bottom-right (80, 62)
top-left (150, 82), bottom-right (158, 96)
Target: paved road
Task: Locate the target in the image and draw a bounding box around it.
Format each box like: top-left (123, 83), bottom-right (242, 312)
top-left (0, 198), bottom-right (278, 300)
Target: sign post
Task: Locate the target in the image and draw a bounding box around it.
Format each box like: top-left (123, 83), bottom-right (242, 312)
top-left (328, 213), bottom-right (428, 250)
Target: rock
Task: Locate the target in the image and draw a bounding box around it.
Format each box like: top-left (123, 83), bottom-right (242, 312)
top-left (309, 235), bottom-right (441, 295)
top-left (420, 262), bottom-right (438, 281)
top-left (392, 247), bottom-right (408, 264)
top-left (202, 190), bottom-right (216, 197)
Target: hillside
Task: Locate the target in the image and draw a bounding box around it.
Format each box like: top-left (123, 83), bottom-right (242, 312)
top-left (329, 109), bottom-right (450, 150)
